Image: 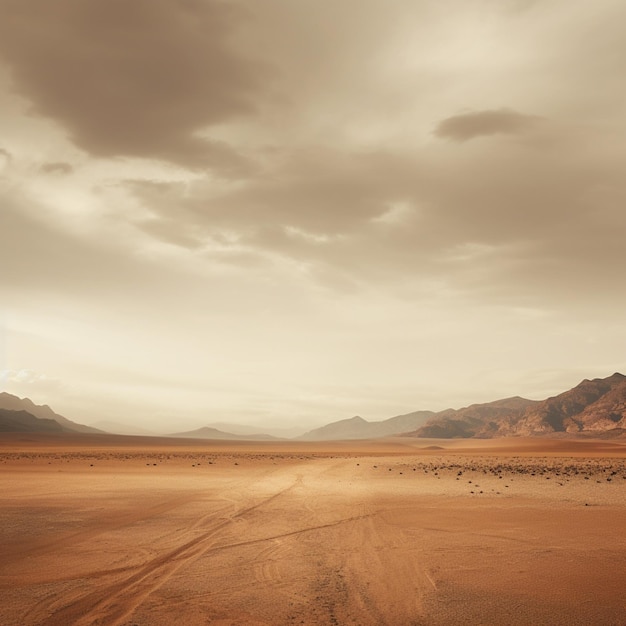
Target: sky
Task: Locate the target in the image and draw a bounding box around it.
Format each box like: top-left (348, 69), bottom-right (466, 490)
top-left (1, 0), bottom-right (625, 433)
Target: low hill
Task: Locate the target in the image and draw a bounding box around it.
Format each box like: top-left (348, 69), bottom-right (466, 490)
top-left (169, 426), bottom-right (282, 441)
top-left (206, 422), bottom-right (307, 439)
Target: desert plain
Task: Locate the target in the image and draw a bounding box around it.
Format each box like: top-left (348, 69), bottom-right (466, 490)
top-left (1, 434), bottom-right (626, 626)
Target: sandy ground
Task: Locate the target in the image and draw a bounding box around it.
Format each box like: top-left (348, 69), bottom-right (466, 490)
top-left (1, 435), bottom-right (626, 625)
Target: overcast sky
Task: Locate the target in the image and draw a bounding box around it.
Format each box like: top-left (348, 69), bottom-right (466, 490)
top-left (1, 0), bottom-right (625, 432)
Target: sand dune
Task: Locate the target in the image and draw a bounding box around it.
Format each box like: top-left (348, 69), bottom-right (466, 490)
top-left (1, 435), bottom-right (625, 625)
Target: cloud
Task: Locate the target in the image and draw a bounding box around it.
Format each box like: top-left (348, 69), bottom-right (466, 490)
top-left (434, 109), bottom-right (541, 142)
top-left (121, 116), bottom-right (626, 314)
top-left (40, 162), bottom-right (73, 175)
top-left (0, 0), bottom-right (265, 170)
top-left (0, 146), bottom-right (11, 168)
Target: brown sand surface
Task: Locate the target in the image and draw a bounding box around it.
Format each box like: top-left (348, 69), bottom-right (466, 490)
top-left (1, 435), bottom-right (626, 625)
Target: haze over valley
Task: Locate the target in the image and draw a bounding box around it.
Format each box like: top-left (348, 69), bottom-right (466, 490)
top-left (3, 372), bottom-right (625, 442)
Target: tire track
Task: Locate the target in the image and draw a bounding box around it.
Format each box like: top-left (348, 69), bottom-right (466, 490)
top-left (338, 513), bottom-right (439, 626)
top-left (0, 494), bottom-right (199, 565)
top-left (36, 480), bottom-right (300, 626)
top-left (209, 513), bottom-right (373, 555)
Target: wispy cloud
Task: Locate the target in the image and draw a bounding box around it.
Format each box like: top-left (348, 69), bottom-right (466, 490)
top-left (434, 109), bottom-right (541, 142)
top-left (1, 0), bottom-right (625, 426)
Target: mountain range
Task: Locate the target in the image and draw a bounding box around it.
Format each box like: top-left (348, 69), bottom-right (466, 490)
top-left (0, 393), bottom-right (103, 434)
top-left (405, 372), bottom-right (626, 438)
top-left (0, 408), bottom-right (64, 433)
top-left (1, 372), bottom-right (625, 439)
top-left (298, 373), bottom-right (626, 440)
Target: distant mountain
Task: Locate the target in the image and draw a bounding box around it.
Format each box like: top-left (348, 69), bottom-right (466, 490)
top-left (372, 410), bottom-right (438, 437)
top-left (0, 393), bottom-right (103, 434)
top-left (169, 426), bottom-right (282, 441)
top-left (298, 415), bottom-right (368, 441)
top-left (0, 408), bottom-right (64, 433)
top-left (91, 421), bottom-right (158, 436)
top-left (406, 373), bottom-right (626, 438)
top-left (298, 410), bottom-right (435, 441)
top-left (205, 422), bottom-right (308, 439)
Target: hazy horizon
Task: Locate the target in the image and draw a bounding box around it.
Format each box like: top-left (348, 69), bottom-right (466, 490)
top-left (1, 1), bottom-right (625, 432)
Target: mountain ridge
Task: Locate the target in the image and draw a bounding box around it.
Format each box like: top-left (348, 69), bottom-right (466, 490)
top-left (298, 410), bottom-right (435, 441)
top-left (169, 426), bottom-right (282, 441)
top-left (0, 393), bottom-right (104, 434)
top-left (2, 372), bottom-right (625, 440)
top-left (405, 373), bottom-right (626, 439)
top-left (0, 408), bottom-right (65, 433)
